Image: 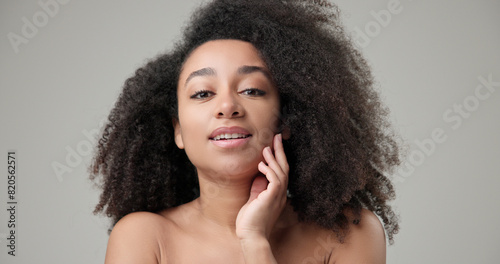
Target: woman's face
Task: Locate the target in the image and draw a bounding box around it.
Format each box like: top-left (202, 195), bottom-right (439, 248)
top-left (175, 39), bottom-right (280, 180)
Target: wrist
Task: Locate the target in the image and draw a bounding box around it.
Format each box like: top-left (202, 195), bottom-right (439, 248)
top-left (239, 236), bottom-right (277, 264)
top-left (239, 234), bottom-right (268, 247)
top-left (237, 229), bottom-right (267, 241)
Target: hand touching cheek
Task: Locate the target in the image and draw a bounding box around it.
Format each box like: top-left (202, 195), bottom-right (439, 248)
top-left (236, 134), bottom-right (289, 240)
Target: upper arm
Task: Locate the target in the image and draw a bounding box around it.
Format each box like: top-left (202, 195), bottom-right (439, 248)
top-left (334, 209), bottom-right (386, 264)
top-left (105, 212), bottom-right (162, 264)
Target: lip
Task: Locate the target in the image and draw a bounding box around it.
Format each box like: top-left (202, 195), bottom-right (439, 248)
top-left (209, 126), bottom-right (252, 148)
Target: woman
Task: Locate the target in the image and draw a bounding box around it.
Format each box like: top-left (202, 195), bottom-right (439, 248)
top-left (90, 0), bottom-right (401, 263)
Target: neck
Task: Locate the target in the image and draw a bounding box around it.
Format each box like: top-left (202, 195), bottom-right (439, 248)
top-left (193, 173), bottom-right (255, 235)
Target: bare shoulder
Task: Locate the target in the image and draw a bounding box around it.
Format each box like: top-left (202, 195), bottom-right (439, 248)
top-left (289, 208), bottom-right (386, 264)
top-left (335, 208), bottom-right (386, 263)
top-left (105, 211), bottom-right (167, 264)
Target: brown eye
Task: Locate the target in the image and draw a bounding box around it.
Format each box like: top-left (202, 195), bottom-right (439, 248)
top-left (241, 88), bottom-right (266, 96)
top-left (190, 90), bottom-right (214, 99)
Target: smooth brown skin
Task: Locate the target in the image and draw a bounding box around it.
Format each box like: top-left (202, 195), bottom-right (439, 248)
top-left (104, 40), bottom-right (386, 264)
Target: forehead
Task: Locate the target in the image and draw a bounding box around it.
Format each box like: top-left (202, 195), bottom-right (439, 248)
top-left (180, 39), bottom-right (267, 75)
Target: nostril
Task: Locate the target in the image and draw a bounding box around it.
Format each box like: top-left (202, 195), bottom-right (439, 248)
top-left (217, 110), bottom-right (242, 118)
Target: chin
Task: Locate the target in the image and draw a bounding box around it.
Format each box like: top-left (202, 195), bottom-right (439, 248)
top-left (195, 156), bottom-right (263, 181)
top-left (219, 157), bottom-right (262, 176)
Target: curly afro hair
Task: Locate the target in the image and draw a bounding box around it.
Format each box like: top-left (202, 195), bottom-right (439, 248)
top-left (90, 0), bottom-right (401, 244)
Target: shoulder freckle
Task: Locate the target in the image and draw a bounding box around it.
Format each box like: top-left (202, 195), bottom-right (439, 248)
top-left (351, 209), bottom-right (386, 242)
top-left (335, 209), bottom-right (386, 263)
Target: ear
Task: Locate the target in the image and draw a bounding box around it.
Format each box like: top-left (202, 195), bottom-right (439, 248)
top-left (172, 118), bottom-right (184, 149)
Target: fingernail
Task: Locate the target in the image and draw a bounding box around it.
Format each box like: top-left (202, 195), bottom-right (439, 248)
top-left (266, 146), bottom-right (272, 154)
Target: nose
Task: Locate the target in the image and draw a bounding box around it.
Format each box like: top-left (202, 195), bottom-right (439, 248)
top-left (214, 91), bottom-right (244, 118)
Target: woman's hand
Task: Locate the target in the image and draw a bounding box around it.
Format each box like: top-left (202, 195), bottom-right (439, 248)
top-left (236, 133), bottom-right (289, 241)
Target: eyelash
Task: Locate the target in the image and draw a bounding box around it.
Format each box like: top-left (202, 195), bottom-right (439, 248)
top-left (241, 88), bottom-right (266, 96)
top-left (189, 88), bottom-right (266, 99)
top-left (190, 89), bottom-right (213, 99)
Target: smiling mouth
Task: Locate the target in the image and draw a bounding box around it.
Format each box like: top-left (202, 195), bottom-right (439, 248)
top-left (211, 133), bottom-right (252, 141)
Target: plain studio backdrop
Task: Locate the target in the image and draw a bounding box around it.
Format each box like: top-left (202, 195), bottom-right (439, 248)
top-left (1, 0), bottom-right (499, 263)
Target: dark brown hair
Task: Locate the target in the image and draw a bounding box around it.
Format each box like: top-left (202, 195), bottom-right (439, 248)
top-left (90, 0), bottom-right (401, 243)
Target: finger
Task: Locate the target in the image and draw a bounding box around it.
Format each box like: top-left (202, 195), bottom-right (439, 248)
top-left (258, 159), bottom-right (278, 184)
top-left (248, 175), bottom-right (268, 202)
top-left (273, 134), bottom-right (289, 176)
top-left (258, 161), bottom-right (281, 196)
top-left (262, 146), bottom-right (284, 184)
top-left (263, 141), bottom-right (287, 187)
top-left (261, 154), bottom-right (288, 204)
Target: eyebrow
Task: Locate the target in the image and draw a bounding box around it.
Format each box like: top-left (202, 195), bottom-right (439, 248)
top-left (237, 65), bottom-right (272, 80)
top-left (184, 67), bottom-right (216, 87)
top-left (184, 65), bottom-right (272, 88)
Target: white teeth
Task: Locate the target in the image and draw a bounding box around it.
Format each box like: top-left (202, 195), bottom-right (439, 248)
top-left (212, 133), bottom-right (249, 141)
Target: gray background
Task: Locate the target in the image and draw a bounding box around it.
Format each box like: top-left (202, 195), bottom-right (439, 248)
top-left (1, 0), bottom-right (499, 263)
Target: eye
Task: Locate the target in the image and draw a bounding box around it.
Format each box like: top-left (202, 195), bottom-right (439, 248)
top-left (190, 90), bottom-right (214, 99)
top-left (240, 88), bottom-right (266, 97)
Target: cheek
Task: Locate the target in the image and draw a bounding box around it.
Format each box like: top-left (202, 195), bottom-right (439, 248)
top-left (253, 106), bottom-right (281, 146)
top-left (179, 116), bottom-right (203, 142)
top-left (177, 106), bottom-right (205, 147)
